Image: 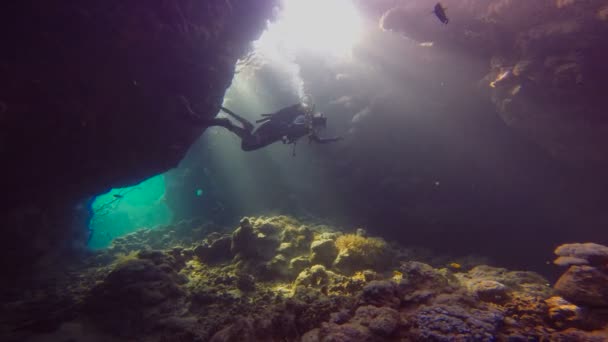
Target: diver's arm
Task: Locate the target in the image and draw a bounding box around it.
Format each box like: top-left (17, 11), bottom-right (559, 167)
top-left (309, 132), bottom-right (343, 144)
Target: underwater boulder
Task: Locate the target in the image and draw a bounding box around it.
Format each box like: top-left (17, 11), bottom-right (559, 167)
top-left (265, 254), bottom-right (290, 278)
top-left (467, 279), bottom-right (509, 304)
top-left (463, 265), bottom-right (549, 295)
top-left (310, 239), bottom-right (339, 268)
top-left (194, 235), bottom-right (232, 264)
top-left (231, 217), bottom-right (282, 262)
top-left (398, 261), bottom-right (451, 288)
top-left (395, 262), bottom-right (460, 305)
top-left (277, 242), bottom-right (297, 256)
top-left (280, 224), bottom-right (314, 251)
top-left (83, 258), bottom-right (186, 336)
top-left (553, 243), bottom-right (608, 307)
top-left (554, 265), bottom-right (608, 307)
top-left (294, 265), bottom-right (331, 289)
top-left (361, 280), bottom-right (400, 309)
top-left (289, 256), bottom-right (311, 277)
top-left (293, 265), bottom-right (346, 294)
top-left (554, 243), bottom-right (608, 267)
top-left (231, 218), bottom-right (258, 258)
top-left (236, 273), bottom-right (256, 292)
top-left (332, 234), bottom-right (391, 274)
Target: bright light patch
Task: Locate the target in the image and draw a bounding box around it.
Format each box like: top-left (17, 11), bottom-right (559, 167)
top-left (88, 175), bottom-right (171, 249)
top-left (256, 0), bottom-right (363, 58)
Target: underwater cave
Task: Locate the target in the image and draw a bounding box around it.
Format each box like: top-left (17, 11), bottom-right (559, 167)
top-left (2, 0), bottom-right (608, 340)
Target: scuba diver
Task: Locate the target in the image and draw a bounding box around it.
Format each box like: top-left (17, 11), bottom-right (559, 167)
top-left (184, 96), bottom-right (343, 155)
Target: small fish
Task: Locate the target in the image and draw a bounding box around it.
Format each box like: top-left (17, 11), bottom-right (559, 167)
top-left (490, 69), bottom-right (511, 88)
top-left (113, 194), bottom-right (124, 199)
top-left (449, 262), bottom-right (462, 269)
top-left (392, 270), bottom-right (403, 282)
top-left (433, 3), bottom-right (449, 24)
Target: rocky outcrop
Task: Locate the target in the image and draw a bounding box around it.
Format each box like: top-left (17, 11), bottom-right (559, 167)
top-left (0, 0), bottom-right (277, 279)
top-left (377, 0), bottom-right (608, 165)
top-left (554, 243), bottom-right (608, 267)
top-left (4, 216), bottom-right (608, 341)
top-left (553, 243), bottom-right (608, 308)
top-left (555, 265), bottom-right (608, 307)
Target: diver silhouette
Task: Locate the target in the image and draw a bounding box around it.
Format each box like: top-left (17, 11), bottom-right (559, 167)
top-left (183, 96), bottom-right (342, 155)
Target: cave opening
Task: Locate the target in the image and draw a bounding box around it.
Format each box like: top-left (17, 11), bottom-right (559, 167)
top-left (87, 174), bottom-right (172, 249)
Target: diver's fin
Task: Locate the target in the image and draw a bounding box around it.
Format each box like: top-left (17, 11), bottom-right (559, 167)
top-left (255, 117), bottom-right (272, 124)
top-left (219, 106), bottom-right (254, 131)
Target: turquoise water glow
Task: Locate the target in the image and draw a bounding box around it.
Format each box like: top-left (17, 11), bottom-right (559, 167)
top-left (88, 174), bottom-right (172, 249)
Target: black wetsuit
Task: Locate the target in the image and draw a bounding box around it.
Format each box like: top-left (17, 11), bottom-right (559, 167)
top-left (221, 104), bottom-right (341, 152)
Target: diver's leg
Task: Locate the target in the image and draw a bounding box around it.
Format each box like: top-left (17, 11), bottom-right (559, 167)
top-left (219, 106), bottom-right (254, 132)
top-left (207, 117), bottom-right (254, 140)
top-left (240, 122), bottom-right (286, 151)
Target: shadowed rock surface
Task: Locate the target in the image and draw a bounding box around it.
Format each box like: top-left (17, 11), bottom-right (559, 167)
top-left (0, 0), bottom-right (276, 279)
top-left (376, 0), bottom-right (608, 165)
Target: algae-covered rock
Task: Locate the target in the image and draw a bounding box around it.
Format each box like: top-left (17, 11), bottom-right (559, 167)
top-left (333, 234), bottom-right (391, 274)
top-left (266, 254), bottom-right (290, 278)
top-left (289, 256), bottom-right (311, 276)
top-left (231, 217), bottom-right (281, 261)
top-left (310, 239), bottom-right (338, 267)
top-left (231, 218), bottom-right (257, 258)
top-left (18, 214), bottom-right (608, 342)
top-left (294, 265), bottom-right (347, 294)
top-left (295, 265), bottom-right (332, 289)
top-left (554, 265), bottom-right (608, 307)
top-left (398, 261), bottom-right (452, 289)
top-left (277, 242), bottom-right (296, 256)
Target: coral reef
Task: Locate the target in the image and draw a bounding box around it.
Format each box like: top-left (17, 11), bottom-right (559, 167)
top-left (2, 216), bottom-right (607, 341)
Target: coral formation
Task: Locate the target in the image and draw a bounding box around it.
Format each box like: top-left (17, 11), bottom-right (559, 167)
top-left (2, 217), bottom-right (607, 341)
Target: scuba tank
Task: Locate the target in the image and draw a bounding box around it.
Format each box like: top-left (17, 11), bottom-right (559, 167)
top-left (255, 94), bottom-right (315, 124)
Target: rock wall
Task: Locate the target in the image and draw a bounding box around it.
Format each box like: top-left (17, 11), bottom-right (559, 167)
top-left (0, 0), bottom-right (277, 279)
top-left (377, 0), bottom-right (608, 165)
